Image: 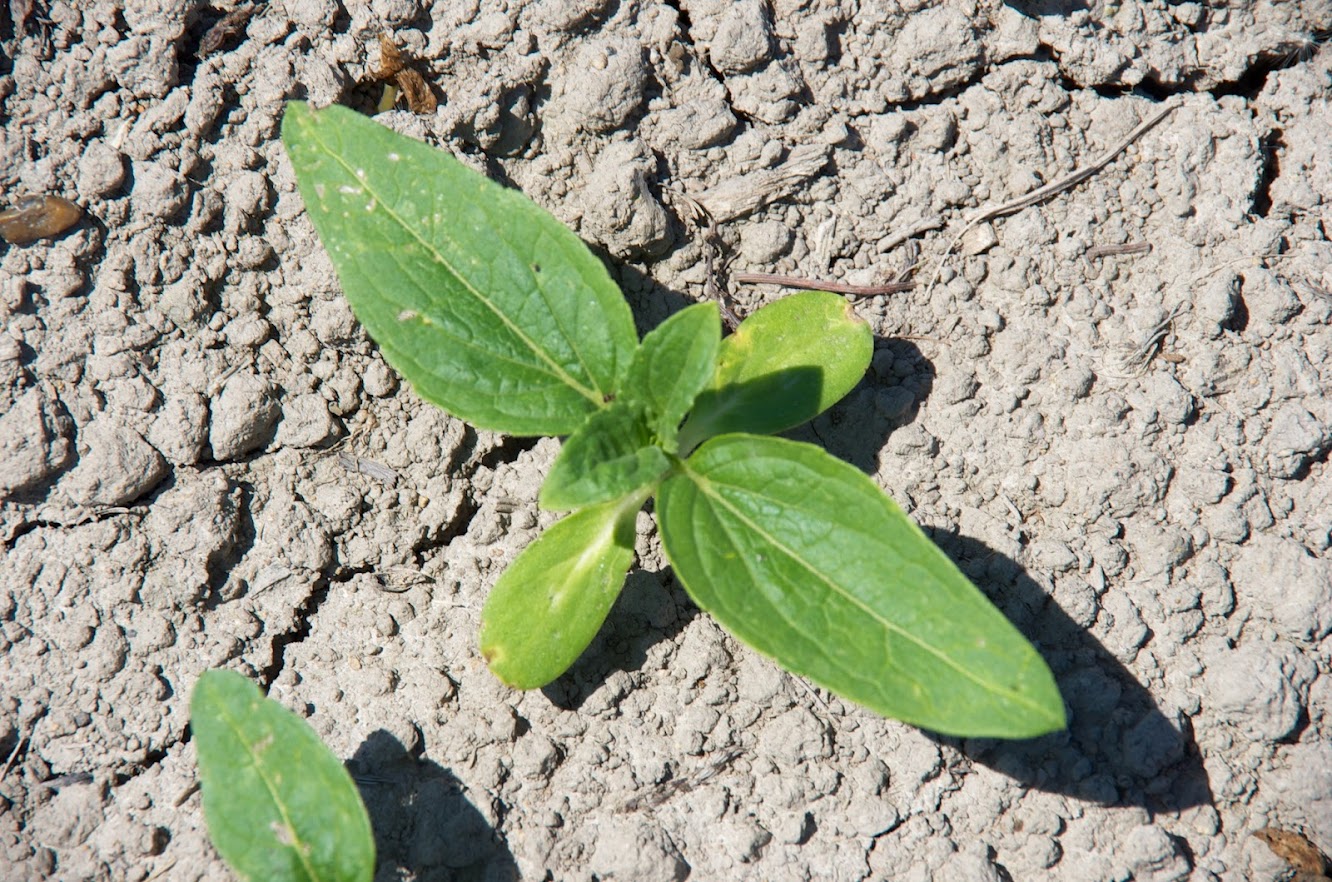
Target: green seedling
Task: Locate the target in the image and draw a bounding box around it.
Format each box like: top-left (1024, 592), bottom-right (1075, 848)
top-left (191, 670), bottom-right (375, 882)
top-left (281, 103), bottom-right (1066, 738)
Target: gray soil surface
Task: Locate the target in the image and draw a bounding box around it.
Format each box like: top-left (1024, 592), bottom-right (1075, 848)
top-left (3, 0), bottom-right (1332, 879)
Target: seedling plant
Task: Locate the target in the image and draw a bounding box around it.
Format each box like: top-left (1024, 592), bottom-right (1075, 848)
top-left (191, 670), bottom-right (375, 882)
top-left (281, 103), bottom-right (1065, 739)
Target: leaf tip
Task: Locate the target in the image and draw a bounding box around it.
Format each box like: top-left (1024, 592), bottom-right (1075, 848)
top-left (279, 100), bottom-right (311, 139)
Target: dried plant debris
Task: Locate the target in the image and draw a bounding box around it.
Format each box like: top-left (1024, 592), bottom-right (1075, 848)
top-left (371, 34), bottom-right (437, 114)
top-left (1254, 828), bottom-right (1331, 880)
top-left (336, 452), bottom-right (399, 487)
top-left (618, 750), bottom-right (744, 812)
top-left (0, 194), bottom-right (82, 245)
top-left (1105, 304), bottom-right (1188, 378)
top-left (197, 3), bottom-right (258, 59)
top-left (9, 0), bottom-right (36, 38)
top-left (694, 144), bottom-right (830, 224)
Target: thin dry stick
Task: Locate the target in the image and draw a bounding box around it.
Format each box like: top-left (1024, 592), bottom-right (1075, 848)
top-left (619, 749), bottom-right (744, 812)
top-left (923, 102), bottom-right (1180, 299)
top-left (1, 723), bottom-right (31, 781)
top-left (880, 216), bottom-right (945, 252)
top-left (734, 272), bottom-right (913, 296)
top-left (1087, 241), bottom-right (1152, 259)
top-left (143, 859), bottom-right (179, 882)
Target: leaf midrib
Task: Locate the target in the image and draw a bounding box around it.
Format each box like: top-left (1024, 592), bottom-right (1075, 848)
top-left (680, 460), bottom-right (1054, 719)
top-left (210, 693), bottom-right (325, 882)
top-left (305, 117), bottom-right (606, 407)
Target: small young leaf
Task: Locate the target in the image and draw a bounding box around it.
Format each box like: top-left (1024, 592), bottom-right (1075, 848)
top-left (539, 402), bottom-right (671, 511)
top-left (191, 670), bottom-right (375, 882)
top-left (281, 102), bottom-right (638, 436)
top-left (657, 435), bottom-right (1066, 738)
top-left (679, 290), bottom-right (872, 449)
top-left (481, 492), bottom-right (645, 688)
top-left (623, 302), bottom-right (721, 448)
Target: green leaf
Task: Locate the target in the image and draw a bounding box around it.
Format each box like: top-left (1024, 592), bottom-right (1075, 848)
top-left (281, 102), bottom-right (638, 436)
top-left (481, 492), bottom-right (645, 688)
top-left (191, 670), bottom-right (375, 882)
top-left (657, 435), bottom-right (1066, 738)
top-left (623, 302), bottom-right (721, 448)
top-left (679, 290), bottom-right (872, 450)
top-left (539, 402), bottom-right (671, 511)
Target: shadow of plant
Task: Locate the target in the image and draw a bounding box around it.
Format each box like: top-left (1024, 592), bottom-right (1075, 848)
top-left (925, 529), bottom-right (1214, 812)
top-left (541, 567), bottom-right (698, 712)
top-left (349, 729), bottom-right (520, 882)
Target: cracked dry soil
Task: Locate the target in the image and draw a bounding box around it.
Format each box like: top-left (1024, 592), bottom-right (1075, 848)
top-left (2, 0), bottom-right (1331, 879)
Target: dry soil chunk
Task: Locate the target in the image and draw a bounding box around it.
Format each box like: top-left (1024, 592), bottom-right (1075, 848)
top-left (147, 390), bottom-right (209, 465)
top-left (209, 372), bottom-right (279, 460)
top-left (560, 37), bottom-right (646, 133)
top-left (1205, 639), bottom-right (1316, 741)
top-left (61, 420), bottom-right (168, 506)
top-left (77, 142), bottom-right (127, 198)
top-left (1270, 741), bottom-right (1332, 847)
top-left (0, 387), bottom-right (74, 498)
top-left (707, 0), bottom-right (773, 73)
top-left (589, 817), bottom-right (690, 881)
top-left (1122, 824), bottom-right (1192, 882)
top-left (131, 160), bottom-right (189, 222)
top-left (1233, 535), bottom-right (1332, 642)
top-left (579, 140), bottom-right (671, 259)
top-left (275, 393), bottom-right (339, 448)
top-left (1263, 403), bottom-right (1331, 479)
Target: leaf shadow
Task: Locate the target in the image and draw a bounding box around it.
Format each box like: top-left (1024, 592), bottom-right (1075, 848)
top-left (349, 729), bottom-right (520, 882)
top-left (921, 529), bottom-right (1214, 813)
top-left (1004, 0), bottom-right (1093, 17)
top-left (788, 336), bottom-right (934, 475)
top-left (541, 567), bottom-right (699, 712)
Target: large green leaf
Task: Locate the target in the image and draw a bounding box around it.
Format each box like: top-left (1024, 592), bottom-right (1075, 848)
top-left (657, 435), bottom-right (1065, 738)
top-left (623, 302), bottom-right (721, 448)
top-left (678, 290), bottom-right (872, 450)
top-left (481, 491), bottom-right (646, 688)
top-left (539, 401), bottom-right (670, 512)
top-left (281, 103), bottom-right (638, 436)
top-left (191, 670), bottom-right (375, 882)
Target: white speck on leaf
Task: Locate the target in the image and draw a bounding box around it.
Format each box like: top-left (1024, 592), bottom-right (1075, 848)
top-left (398, 310), bottom-right (418, 321)
top-left (387, 152), bottom-right (401, 161)
top-left (366, 200), bottom-right (377, 212)
top-left (338, 185), bottom-right (362, 195)
top-left (270, 821), bottom-right (298, 847)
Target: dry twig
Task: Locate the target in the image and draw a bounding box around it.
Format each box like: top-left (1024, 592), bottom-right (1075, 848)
top-left (1086, 241), bottom-right (1152, 259)
top-left (734, 272), bottom-right (913, 296)
top-left (618, 749), bottom-right (743, 812)
top-left (694, 145), bottom-right (831, 224)
top-left (924, 102), bottom-right (1180, 298)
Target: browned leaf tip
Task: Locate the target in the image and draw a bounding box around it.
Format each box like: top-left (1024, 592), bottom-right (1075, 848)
top-left (373, 34), bottom-right (437, 114)
top-left (197, 3), bottom-right (257, 59)
top-left (1254, 828), bottom-right (1329, 876)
